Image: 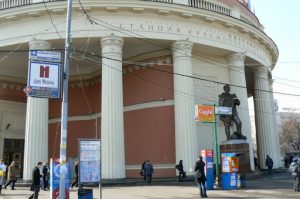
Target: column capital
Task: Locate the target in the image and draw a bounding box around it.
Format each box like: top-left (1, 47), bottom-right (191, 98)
top-left (268, 78), bottom-right (274, 86)
top-left (29, 39), bottom-right (50, 50)
top-left (171, 40), bottom-right (193, 58)
top-left (101, 36), bottom-right (123, 48)
top-left (227, 52), bottom-right (245, 66)
top-left (254, 66), bottom-right (269, 79)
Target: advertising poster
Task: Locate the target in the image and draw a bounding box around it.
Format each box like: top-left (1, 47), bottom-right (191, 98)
top-left (27, 62), bottom-right (61, 98)
top-left (79, 139), bottom-right (101, 184)
top-left (50, 159), bottom-right (70, 199)
top-left (26, 50), bottom-right (62, 98)
top-left (195, 105), bottom-right (215, 122)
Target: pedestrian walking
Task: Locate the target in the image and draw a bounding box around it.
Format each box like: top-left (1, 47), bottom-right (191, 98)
top-left (194, 156), bottom-right (207, 198)
top-left (289, 157), bottom-right (300, 192)
top-left (4, 161), bottom-right (17, 190)
top-left (254, 157), bottom-right (259, 170)
top-left (42, 163), bottom-right (49, 191)
top-left (175, 160), bottom-right (185, 182)
top-left (143, 160), bottom-right (153, 184)
top-left (265, 155), bottom-right (273, 175)
top-left (71, 161), bottom-right (79, 188)
top-left (140, 161), bottom-right (146, 181)
top-left (29, 161), bottom-right (43, 199)
top-left (0, 159), bottom-right (6, 194)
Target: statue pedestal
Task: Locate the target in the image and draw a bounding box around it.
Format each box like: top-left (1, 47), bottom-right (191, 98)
top-left (219, 140), bottom-right (251, 173)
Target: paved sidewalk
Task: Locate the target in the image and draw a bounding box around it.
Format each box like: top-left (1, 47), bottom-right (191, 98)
top-left (0, 172), bottom-right (298, 199)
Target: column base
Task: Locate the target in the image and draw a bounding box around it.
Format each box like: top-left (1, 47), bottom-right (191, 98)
top-left (101, 178), bottom-right (126, 185)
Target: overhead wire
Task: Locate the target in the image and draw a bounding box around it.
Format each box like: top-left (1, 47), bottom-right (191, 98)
top-left (0, 1), bottom-right (299, 118)
top-left (42, 1), bottom-right (64, 45)
top-left (76, 0), bottom-right (250, 75)
top-left (75, 0), bottom-right (300, 95)
top-left (72, 51), bottom-right (285, 117)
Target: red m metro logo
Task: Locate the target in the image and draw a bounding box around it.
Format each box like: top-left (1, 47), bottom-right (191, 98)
top-left (40, 65), bottom-right (49, 78)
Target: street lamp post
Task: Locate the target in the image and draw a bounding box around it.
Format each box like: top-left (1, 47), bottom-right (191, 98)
top-left (59, 0), bottom-right (73, 198)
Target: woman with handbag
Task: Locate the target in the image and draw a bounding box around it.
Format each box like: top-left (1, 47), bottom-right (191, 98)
top-left (4, 161), bottom-right (16, 190)
top-left (194, 156), bottom-right (207, 198)
top-left (0, 159), bottom-right (6, 194)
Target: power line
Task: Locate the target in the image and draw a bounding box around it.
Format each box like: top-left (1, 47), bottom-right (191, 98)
top-left (42, 2), bottom-right (64, 45)
top-left (76, 0), bottom-right (251, 76)
top-left (0, 46), bottom-right (299, 98)
top-left (73, 52), bottom-right (300, 120)
top-left (75, 49), bottom-right (300, 98)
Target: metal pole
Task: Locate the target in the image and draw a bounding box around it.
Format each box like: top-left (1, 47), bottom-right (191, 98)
top-left (59, 0), bottom-right (72, 198)
top-left (213, 104), bottom-right (219, 186)
top-left (99, 183), bottom-right (102, 199)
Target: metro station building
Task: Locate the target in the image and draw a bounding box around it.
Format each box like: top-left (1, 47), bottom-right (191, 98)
top-left (0, 0), bottom-right (280, 180)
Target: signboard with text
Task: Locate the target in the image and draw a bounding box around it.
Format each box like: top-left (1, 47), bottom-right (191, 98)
top-left (215, 106), bottom-right (232, 115)
top-left (79, 139), bottom-right (101, 184)
top-left (27, 62), bottom-right (61, 98)
top-left (26, 50), bottom-right (62, 98)
top-left (30, 50), bottom-right (62, 63)
top-left (195, 105), bottom-right (215, 122)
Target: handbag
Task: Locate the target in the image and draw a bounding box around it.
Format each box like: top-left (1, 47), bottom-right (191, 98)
top-left (30, 184), bottom-right (35, 192)
top-left (139, 170), bottom-right (144, 176)
top-left (182, 171), bottom-right (186, 178)
top-left (194, 171), bottom-right (202, 179)
top-left (0, 170), bottom-right (4, 177)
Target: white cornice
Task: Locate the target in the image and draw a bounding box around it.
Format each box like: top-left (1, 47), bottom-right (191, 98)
top-left (49, 99), bottom-right (174, 123)
top-left (0, 0), bottom-right (278, 68)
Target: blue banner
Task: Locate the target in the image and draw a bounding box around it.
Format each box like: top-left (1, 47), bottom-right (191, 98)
top-left (50, 159), bottom-right (70, 199)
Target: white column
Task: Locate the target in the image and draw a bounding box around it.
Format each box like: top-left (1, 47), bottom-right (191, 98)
top-left (268, 79), bottom-right (281, 168)
top-left (0, 134), bottom-right (4, 159)
top-left (23, 39), bottom-right (50, 180)
top-left (227, 53), bottom-right (255, 171)
top-left (101, 36), bottom-right (125, 179)
top-left (172, 40), bottom-right (198, 175)
top-left (253, 66), bottom-right (275, 169)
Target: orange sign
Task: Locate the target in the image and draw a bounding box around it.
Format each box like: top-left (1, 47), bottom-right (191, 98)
top-left (195, 105), bottom-right (215, 122)
top-left (231, 157), bottom-right (239, 172)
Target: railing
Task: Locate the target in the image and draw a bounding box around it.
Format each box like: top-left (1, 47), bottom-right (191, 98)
top-left (189, 0), bottom-right (230, 15)
top-left (149, 0), bottom-right (173, 3)
top-left (0, 0), bottom-right (31, 9)
top-left (0, 0), bottom-right (257, 28)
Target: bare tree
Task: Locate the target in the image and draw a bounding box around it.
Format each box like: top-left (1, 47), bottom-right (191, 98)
top-left (280, 118), bottom-right (300, 153)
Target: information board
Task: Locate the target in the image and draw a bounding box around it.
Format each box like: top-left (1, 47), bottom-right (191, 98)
top-left (79, 139), bottom-right (101, 183)
top-left (26, 50), bottom-right (62, 98)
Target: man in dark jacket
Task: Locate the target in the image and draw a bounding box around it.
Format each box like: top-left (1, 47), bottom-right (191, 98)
top-left (176, 160), bottom-right (185, 182)
top-left (143, 160), bottom-right (153, 184)
top-left (265, 155), bottom-right (274, 175)
top-left (29, 161), bottom-right (43, 199)
top-left (71, 161), bottom-right (79, 188)
top-left (194, 156), bottom-right (207, 198)
top-left (289, 158), bottom-right (300, 192)
top-left (42, 163), bottom-right (49, 191)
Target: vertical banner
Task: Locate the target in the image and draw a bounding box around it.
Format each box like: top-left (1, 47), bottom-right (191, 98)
top-left (201, 149), bottom-right (214, 190)
top-left (79, 139), bottom-right (101, 184)
top-left (50, 159), bottom-right (70, 199)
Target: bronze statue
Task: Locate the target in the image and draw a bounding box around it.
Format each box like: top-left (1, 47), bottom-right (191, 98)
top-left (218, 84), bottom-right (246, 140)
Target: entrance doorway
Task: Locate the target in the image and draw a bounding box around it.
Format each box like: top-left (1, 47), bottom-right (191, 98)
top-left (3, 139), bottom-right (24, 178)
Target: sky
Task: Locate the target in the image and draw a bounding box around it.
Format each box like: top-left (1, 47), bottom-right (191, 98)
top-left (252, 0), bottom-right (300, 112)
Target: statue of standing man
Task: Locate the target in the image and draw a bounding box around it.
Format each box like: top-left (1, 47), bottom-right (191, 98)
top-left (218, 84), bottom-right (246, 140)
